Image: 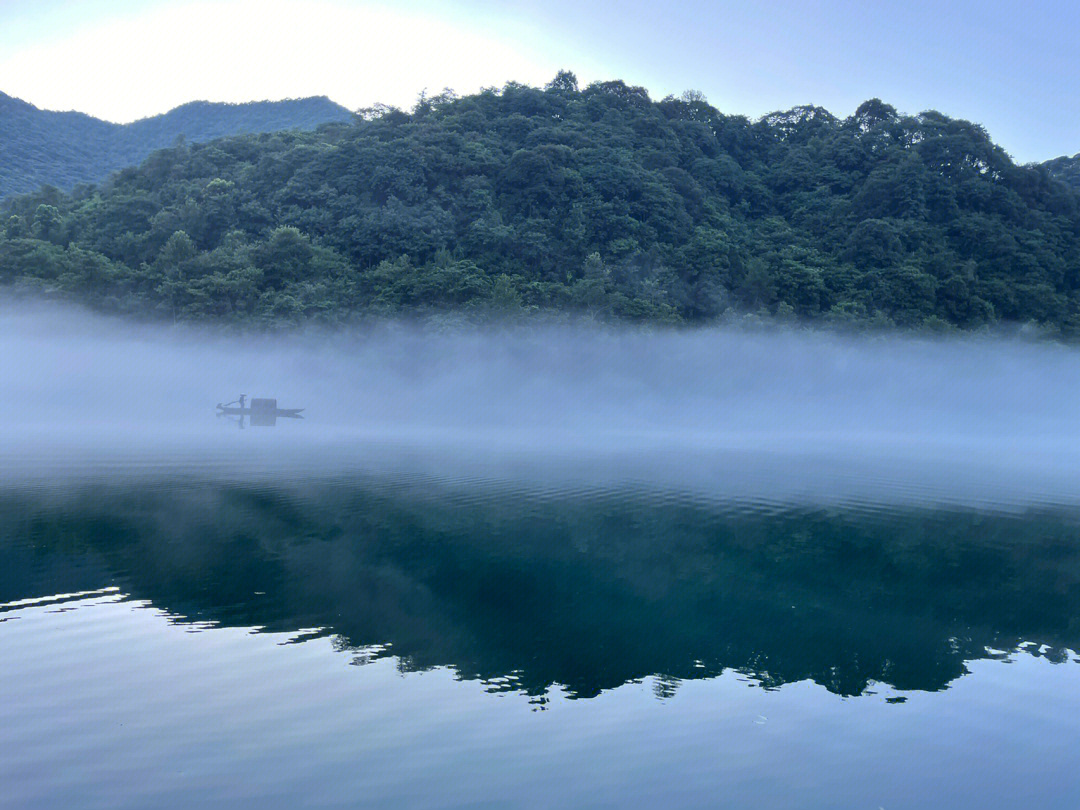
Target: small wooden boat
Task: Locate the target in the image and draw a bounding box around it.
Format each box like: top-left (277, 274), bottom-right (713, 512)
top-left (216, 397), bottom-right (304, 425)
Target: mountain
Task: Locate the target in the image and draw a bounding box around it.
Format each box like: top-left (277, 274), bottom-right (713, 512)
top-left (1043, 153), bottom-right (1080, 192)
top-left (3, 74), bottom-right (1080, 332)
top-left (0, 93), bottom-right (353, 198)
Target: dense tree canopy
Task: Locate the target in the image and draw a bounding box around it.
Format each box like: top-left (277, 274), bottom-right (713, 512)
top-left (0, 92), bottom-right (352, 199)
top-left (1044, 153), bottom-right (1080, 194)
top-left (3, 76), bottom-right (1080, 332)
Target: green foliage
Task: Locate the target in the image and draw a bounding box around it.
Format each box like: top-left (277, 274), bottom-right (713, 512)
top-left (1043, 153), bottom-right (1080, 193)
top-left (3, 77), bottom-right (1080, 332)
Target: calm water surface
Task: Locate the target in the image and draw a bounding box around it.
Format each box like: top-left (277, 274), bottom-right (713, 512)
top-left (3, 436), bottom-right (1080, 809)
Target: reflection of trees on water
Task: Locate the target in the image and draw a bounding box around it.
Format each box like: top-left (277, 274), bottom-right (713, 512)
top-left (3, 477), bottom-right (1080, 699)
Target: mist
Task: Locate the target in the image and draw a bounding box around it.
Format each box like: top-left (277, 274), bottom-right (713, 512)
top-left (5, 301), bottom-right (1080, 509)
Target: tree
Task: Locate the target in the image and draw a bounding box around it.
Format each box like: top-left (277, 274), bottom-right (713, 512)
top-left (4, 215), bottom-right (25, 238)
top-left (545, 70), bottom-right (579, 94)
top-left (258, 226), bottom-right (313, 288)
top-left (737, 260), bottom-right (776, 308)
top-left (158, 230), bottom-right (197, 272)
top-left (850, 98), bottom-right (898, 132)
top-left (32, 204), bottom-right (62, 242)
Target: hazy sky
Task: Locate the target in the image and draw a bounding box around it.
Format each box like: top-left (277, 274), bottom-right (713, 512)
top-left (1, 0), bottom-right (1077, 163)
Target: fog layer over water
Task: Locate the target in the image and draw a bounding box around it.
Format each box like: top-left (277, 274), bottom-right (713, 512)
top-left (4, 302), bottom-right (1080, 507)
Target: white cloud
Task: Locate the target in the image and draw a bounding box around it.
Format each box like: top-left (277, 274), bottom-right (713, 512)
top-left (0, 0), bottom-right (562, 120)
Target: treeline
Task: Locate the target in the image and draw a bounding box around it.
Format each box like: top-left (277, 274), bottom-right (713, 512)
top-left (1044, 154), bottom-right (1080, 193)
top-left (0, 92), bottom-right (352, 198)
top-left (3, 72), bottom-right (1080, 332)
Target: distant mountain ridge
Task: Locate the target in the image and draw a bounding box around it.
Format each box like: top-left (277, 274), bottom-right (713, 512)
top-left (0, 93), bottom-right (353, 198)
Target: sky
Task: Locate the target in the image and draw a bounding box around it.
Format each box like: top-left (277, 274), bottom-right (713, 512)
top-left (0, 0), bottom-right (1077, 163)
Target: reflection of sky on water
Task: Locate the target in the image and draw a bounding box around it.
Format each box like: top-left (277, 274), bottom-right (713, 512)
top-left (2, 592), bottom-right (1078, 810)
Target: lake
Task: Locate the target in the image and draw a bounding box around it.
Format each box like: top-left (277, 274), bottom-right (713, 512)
top-left (3, 438), bottom-right (1080, 810)
top-left (3, 314), bottom-right (1080, 808)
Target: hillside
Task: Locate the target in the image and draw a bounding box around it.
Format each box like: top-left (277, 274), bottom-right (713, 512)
top-left (1044, 154), bottom-right (1080, 193)
top-left (3, 74), bottom-right (1080, 332)
top-left (0, 93), bottom-right (353, 198)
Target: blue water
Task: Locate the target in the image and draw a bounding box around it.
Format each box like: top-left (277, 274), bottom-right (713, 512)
top-left (3, 441), bottom-right (1080, 809)
top-left (5, 314), bottom-right (1080, 807)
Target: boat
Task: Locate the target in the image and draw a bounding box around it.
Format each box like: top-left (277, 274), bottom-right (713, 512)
top-left (215, 397), bottom-right (304, 426)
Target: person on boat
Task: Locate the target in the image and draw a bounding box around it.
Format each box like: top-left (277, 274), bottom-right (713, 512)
top-left (218, 394), bottom-right (247, 410)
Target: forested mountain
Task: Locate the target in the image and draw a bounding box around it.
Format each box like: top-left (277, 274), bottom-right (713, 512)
top-left (3, 73), bottom-right (1080, 332)
top-left (1043, 154), bottom-right (1080, 193)
top-left (0, 93), bottom-right (352, 198)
